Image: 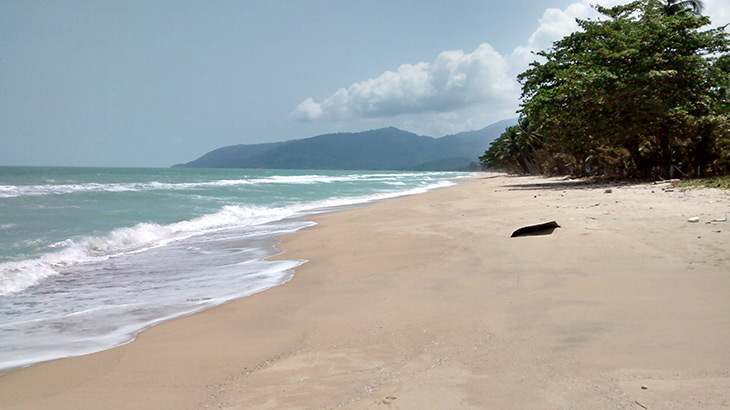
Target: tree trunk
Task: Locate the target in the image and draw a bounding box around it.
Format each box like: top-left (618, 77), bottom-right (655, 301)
top-left (694, 121), bottom-right (715, 177)
top-left (659, 123), bottom-right (672, 179)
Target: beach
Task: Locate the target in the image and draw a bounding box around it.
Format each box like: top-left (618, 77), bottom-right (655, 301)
top-left (1, 173), bottom-right (729, 409)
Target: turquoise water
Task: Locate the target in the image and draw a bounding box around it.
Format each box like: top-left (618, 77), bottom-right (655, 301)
top-left (0, 167), bottom-right (467, 372)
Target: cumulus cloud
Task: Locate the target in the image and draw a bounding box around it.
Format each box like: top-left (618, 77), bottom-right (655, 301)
top-left (527, 4), bottom-right (593, 52)
top-left (705, 0), bottom-right (730, 27)
top-left (291, 43), bottom-right (516, 122)
top-left (292, 0), bottom-right (730, 127)
top-left (509, 2), bottom-right (595, 73)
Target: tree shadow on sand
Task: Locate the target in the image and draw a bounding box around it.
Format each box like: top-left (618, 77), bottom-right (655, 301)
top-left (498, 175), bottom-right (640, 192)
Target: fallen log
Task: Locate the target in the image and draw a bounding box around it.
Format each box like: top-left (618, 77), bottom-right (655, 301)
top-left (511, 221), bottom-right (560, 238)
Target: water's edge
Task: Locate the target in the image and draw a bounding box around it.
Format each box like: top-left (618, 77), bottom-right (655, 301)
top-left (0, 176), bottom-right (470, 375)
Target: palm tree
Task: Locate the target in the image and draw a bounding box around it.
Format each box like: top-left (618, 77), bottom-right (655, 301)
top-left (664, 0), bottom-right (704, 16)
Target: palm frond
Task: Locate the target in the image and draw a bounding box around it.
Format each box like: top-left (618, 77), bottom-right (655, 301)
top-left (664, 0), bottom-right (705, 16)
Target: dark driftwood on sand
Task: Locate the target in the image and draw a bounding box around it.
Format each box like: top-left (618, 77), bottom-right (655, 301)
top-left (511, 221), bottom-right (560, 237)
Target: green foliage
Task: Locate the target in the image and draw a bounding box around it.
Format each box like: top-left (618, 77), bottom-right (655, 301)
top-left (479, 118), bottom-right (542, 173)
top-left (490, 0), bottom-right (730, 178)
top-left (673, 175), bottom-right (730, 189)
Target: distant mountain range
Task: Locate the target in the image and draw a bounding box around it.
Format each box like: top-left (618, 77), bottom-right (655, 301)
top-left (173, 118), bottom-right (516, 171)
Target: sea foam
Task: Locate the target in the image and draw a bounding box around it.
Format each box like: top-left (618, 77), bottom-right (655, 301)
top-left (0, 178), bottom-right (456, 296)
top-left (0, 174), bottom-right (375, 198)
top-left (0, 168), bottom-right (469, 374)
top-left (0, 172), bottom-right (460, 198)
top-left (0, 204), bottom-right (292, 295)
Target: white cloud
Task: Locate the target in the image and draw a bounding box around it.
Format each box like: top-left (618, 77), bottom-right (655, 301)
top-left (291, 43), bottom-right (516, 122)
top-left (527, 4), bottom-right (592, 52)
top-left (292, 0), bottom-right (730, 131)
top-left (291, 98), bottom-right (323, 121)
top-left (509, 2), bottom-right (596, 74)
top-left (705, 0), bottom-right (730, 27)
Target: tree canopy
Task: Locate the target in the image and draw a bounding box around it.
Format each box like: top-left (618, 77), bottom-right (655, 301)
top-left (481, 0), bottom-right (730, 178)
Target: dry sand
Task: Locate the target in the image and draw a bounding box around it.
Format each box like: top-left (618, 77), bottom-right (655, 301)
top-left (1, 174), bottom-right (729, 409)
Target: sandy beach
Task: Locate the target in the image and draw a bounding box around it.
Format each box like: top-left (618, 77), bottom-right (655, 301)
top-left (1, 173), bottom-right (729, 409)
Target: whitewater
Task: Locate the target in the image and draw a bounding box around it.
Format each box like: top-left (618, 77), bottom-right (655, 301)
top-left (0, 167), bottom-right (468, 373)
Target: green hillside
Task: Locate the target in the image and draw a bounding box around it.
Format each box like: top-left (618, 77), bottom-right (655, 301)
top-left (174, 119), bottom-right (516, 171)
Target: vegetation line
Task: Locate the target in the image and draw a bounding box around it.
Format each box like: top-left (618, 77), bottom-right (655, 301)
top-left (481, 0), bottom-right (729, 180)
top-left (672, 175), bottom-right (730, 189)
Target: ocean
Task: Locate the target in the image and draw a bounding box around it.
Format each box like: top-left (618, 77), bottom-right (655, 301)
top-left (0, 167), bottom-right (468, 373)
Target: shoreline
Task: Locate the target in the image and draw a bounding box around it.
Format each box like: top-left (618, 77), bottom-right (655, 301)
top-left (1, 174), bottom-right (729, 409)
top-left (0, 172), bottom-right (464, 376)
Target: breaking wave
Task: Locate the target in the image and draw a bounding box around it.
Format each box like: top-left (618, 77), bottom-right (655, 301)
top-left (0, 178), bottom-right (456, 295)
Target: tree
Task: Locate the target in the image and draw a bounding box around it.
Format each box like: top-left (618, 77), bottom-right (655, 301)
top-left (479, 118), bottom-right (542, 174)
top-left (515, 0), bottom-right (730, 178)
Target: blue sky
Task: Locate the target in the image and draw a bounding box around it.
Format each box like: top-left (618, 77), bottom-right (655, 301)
top-left (2, 0), bottom-right (729, 167)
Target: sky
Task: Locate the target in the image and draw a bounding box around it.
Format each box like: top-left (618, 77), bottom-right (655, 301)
top-left (2, 1), bottom-right (730, 167)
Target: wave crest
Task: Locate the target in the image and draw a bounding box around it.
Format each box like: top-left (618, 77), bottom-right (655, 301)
top-left (0, 204), bottom-right (285, 296)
